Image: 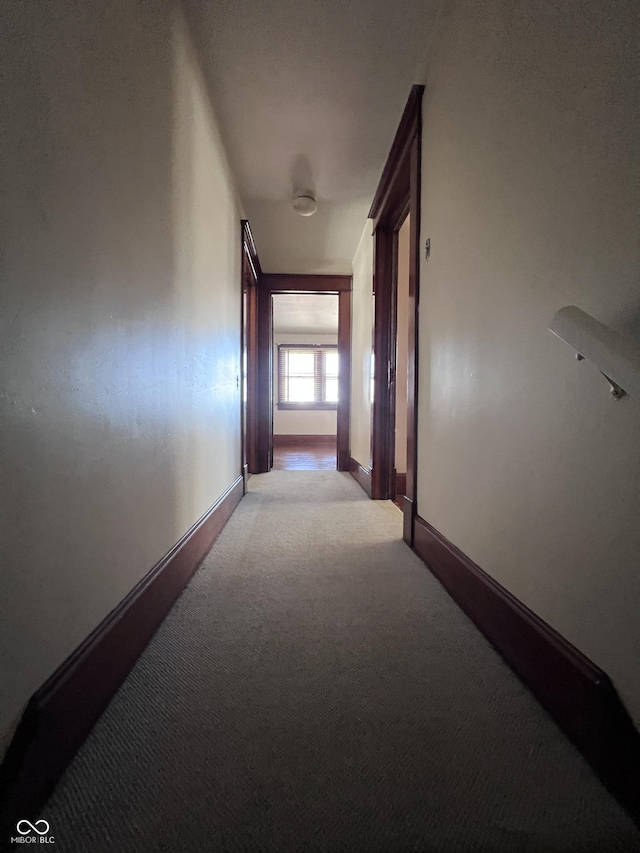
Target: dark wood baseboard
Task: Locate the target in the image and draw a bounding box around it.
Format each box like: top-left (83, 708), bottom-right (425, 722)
top-left (0, 476), bottom-right (244, 837)
top-left (272, 434), bottom-right (336, 447)
top-left (349, 457), bottom-right (372, 497)
top-left (413, 514), bottom-right (640, 826)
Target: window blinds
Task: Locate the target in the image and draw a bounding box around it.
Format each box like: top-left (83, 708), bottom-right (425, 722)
top-left (277, 345), bottom-right (338, 407)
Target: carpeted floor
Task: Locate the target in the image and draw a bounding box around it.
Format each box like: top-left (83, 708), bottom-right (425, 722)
top-left (42, 471), bottom-right (639, 851)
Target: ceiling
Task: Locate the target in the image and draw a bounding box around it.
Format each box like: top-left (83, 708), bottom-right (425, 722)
top-left (185, 0), bottom-right (441, 274)
top-left (273, 293), bottom-right (339, 335)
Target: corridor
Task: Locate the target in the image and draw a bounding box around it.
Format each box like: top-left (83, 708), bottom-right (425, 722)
top-left (41, 473), bottom-right (638, 851)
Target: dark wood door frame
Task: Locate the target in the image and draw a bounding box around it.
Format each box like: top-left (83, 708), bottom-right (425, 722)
top-left (256, 277), bottom-right (273, 472)
top-left (369, 85), bottom-right (423, 545)
top-left (257, 274), bottom-right (352, 473)
top-left (241, 221), bottom-right (260, 478)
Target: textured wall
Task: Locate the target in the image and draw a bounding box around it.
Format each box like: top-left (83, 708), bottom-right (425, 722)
top-left (416, 0), bottom-right (640, 722)
top-left (0, 1), bottom-right (242, 751)
top-left (350, 222), bottom-right (375, 467)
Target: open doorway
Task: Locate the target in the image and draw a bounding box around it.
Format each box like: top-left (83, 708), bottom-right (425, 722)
top-left (272, 293), bottom-right (339, 470)
top-left (254, 274), bottom-right (351, 474)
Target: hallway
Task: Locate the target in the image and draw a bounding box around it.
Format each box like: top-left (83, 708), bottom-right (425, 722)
top-left (41, 473), bottom-right (638, 851)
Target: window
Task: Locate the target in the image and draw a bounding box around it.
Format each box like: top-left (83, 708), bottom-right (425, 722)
top-left (277, 345), bottom-right (339, 410)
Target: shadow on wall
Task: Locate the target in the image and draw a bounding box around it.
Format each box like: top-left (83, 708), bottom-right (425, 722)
top-left (0, 2), bottom-right (241, 754)
top-left (612, 302), bottom-right (640, 341)
top-left (291, 153), bottom-right (316, 202)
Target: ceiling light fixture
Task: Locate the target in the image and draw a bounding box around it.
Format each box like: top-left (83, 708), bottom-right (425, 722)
top-left (293, 193), bottom-right (317, 217)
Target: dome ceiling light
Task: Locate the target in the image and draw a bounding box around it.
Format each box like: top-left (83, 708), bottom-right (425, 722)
top-left (293, 193), bottom-right (317, 217)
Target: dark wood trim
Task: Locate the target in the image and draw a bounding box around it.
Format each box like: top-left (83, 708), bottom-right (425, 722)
top-left (369, 85), bottom-right (424, 222)
top-left (240, 227), bottom-right (247, 489)
top-left (405, 135), bottom-right (421, 545)
top-left (256, 282), bottom-right (273, 473)
top-left (273, 434), bottom-right (336, 447)
top-left (337, 289), bottom-right (351, 472)
top-left (371, 226), bottom-right (395, 501)
top-left (349, 457), bottom-right (372, 498)
top-left (246, 274), bottom-right (259, 476)
top-left (0, 477), bottom-right (244, 836)
top-left (261, 273), bottom-right (351, 292)
top-left (395, 472), bottom-right (407, 500)
top-left (242, 221), bottom-right (259, 476)
top-left (412, 514), bottom-right (640, 826)
top-left (241, 219), bottom-right (262, 280)
top-left (257, 274), bottom-right (352, 474)
top-left (369, 85), bottom-right (423, 550)
top-left (402, 496), bottom-right (414, 542)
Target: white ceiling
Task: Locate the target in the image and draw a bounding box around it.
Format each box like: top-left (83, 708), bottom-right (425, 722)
top-left (185, 0), bottom-right (441, 274)
top-left (273, 293), bottom-right (339, 335)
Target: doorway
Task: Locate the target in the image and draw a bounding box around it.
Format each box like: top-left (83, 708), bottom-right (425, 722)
top-left (272, 293), bottom-right (339, 470)
top-left (254, 274), bottom-right (352, 474)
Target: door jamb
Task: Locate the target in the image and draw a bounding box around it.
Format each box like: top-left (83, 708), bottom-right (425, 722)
top-left (257, 274), bottom-right (352, 473)
top-left (369, 85), bottom-right (423, 545)
top-left (241, 221), bottom-right (260, 478)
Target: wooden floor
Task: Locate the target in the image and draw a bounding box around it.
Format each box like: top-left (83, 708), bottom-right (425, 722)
top-left (272, 441), bottom-right (337, 470)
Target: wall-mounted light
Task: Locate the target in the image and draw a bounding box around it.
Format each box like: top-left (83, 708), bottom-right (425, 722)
top-left (548, 306), bottom-right (640, 400)
top-left (293, 193), bottom-right (317, 217)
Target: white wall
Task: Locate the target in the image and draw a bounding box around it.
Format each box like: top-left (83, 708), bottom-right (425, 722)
top-left (273, 334), bottom-right (338, 435)
top-left (395, 216), bottom-right (410, 474)
top-left (416, 0), bottom-right (640, 723)
top-left (350, 222), bottom-right (375, 467)
top-left (0, 1), bottom-right (242, 753)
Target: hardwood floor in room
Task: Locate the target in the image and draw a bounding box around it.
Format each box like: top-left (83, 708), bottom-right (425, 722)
top-left (272, 441), bottom-right (337, 471)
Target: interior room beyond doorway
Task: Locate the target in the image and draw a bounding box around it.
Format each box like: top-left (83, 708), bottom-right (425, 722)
top-left (272, 292), bottom-right (339, 470)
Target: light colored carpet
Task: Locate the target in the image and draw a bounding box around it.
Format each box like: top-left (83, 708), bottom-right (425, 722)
top-left (42, 471), bottom-right (639, 851)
